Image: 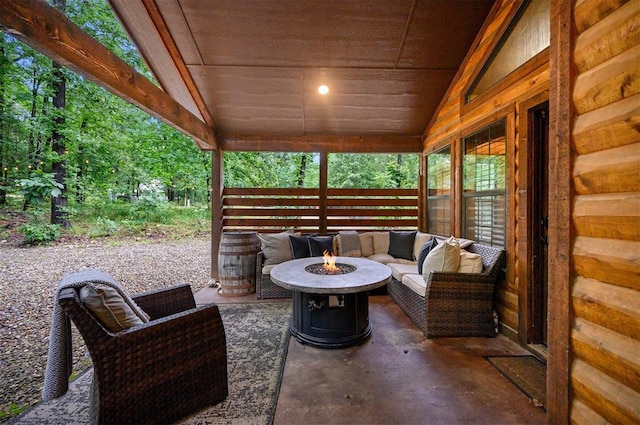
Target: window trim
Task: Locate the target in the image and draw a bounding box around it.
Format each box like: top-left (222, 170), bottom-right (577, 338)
top-left (460, 0), bottom-right (552, 115)
top-left (426, 143), bottom-right (453, 236)
top-left (460, 116), bottom-right (511, 248)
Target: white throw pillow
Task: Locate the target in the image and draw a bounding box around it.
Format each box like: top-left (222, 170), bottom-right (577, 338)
top-left (458, 250), bottom-right (483, 273)
top-left (422, 236), bottom-right (461, 273)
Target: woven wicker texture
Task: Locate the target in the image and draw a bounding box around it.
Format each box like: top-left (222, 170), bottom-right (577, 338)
top-left (59, 284), bottom-right (228, 424)
top-left (389, 243), bottom-right (505, 338)
top-left (256, 251), bottom-right (293, 299)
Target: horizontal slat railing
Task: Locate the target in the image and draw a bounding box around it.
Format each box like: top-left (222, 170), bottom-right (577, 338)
top-left (222, 187), bottom-right (418, 233)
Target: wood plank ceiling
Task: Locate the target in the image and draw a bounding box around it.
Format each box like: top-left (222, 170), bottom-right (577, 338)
top-left (109, 0), bottom-right (495, 150)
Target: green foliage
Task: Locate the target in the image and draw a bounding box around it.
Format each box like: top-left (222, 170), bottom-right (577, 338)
top-left (329, 154), bottom-right (418, 189)
top-left (224, 152), bottom-right (418, 189)
top-left (130, 195), bottom-right (170, 223)
top-left (17, 171), bottom-right (63, 208)
top-left (88, 216), bottom-right (119, 237)
top-left (0, 403), bottom-right (28, 420)
top-left (19, 222), bottom-right (60, 244)
top-left (1, 0), bottom-right (420, 234)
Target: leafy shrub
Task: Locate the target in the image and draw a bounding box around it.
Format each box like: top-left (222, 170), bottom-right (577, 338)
top-left (19, 222), bottom-right (61, 244)
top-left (17, 171), bottom-right (63, 209)
top-left (89, 217), bottom-right (119, 237)
top-left (130, 195), bottom-right (170, 223)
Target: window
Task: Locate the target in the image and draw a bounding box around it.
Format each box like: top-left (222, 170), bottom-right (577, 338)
top-left (427, 146), bottom-right (451, 236)
top-left (466, 0), bottom-right (550, 103)
top-left (463, 121), bottom-right (506, 247)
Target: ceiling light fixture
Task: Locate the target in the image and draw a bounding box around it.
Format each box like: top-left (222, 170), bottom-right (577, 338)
top-left (318, 85), bottom-right (329, 95)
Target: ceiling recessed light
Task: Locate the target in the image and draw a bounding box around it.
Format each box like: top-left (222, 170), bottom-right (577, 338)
top-left (318, 85), bottom-right (329, 95)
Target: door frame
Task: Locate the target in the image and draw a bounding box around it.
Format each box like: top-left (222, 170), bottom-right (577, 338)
top-left (517, 90), bottom-right (550, 359)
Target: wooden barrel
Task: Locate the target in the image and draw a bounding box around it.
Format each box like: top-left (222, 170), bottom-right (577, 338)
top-left (218, 231), bottom-right (260, 297)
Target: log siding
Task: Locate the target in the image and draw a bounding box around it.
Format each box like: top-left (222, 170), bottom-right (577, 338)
top-left (424, 0), bottom-right (640, 422)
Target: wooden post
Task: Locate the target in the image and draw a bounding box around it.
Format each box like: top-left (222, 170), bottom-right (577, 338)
top-left (211, 148), bottom-right (224, 282)
top-left (319, 151), bottom-right (328, 234)
top-left (418, 152), bottom-right (427, 232)
top-left (547, 0), bottom-right (574, 422)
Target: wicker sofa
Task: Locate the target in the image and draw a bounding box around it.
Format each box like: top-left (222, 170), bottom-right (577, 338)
top-left (256, 230), bottom-right (430, 299)
top-left (255, 230), bottom-right (505, 339)
top-left (387, 243), bottom-right (505, 338)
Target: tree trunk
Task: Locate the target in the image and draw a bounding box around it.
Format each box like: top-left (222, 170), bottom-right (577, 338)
top-left (75, 120), bottom-right (86, 203)
top-left (27, 69), bottom-right (41, 169)
top-left (297, 154), bottom-right (308, 188)
top-left (396, 154), bottom-right (403, 189)
top-left (0, 32), bottom-right (6, 205)
top-left (50, 0), bottom-right (70, 227)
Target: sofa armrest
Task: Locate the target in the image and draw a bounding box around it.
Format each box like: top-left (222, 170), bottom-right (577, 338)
top-left (426, 270), bottom-right (494, 284)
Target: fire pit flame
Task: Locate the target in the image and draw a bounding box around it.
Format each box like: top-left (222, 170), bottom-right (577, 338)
top-left (322, 250), bottom-right (339, 272)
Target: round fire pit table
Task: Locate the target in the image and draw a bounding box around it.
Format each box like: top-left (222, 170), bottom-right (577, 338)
top-left (270, 257), bottom-right (391, 348)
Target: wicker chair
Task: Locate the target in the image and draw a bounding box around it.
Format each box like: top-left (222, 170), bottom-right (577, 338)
top-left (388, 243), bottom-right (505, 338)
top-left (59, 284), bottom-right (228, 424)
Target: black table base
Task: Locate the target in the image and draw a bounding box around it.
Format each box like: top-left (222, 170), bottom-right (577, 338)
top-left (290, 291), bottom-right (371, 348)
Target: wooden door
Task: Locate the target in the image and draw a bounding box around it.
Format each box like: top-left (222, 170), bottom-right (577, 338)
top-left (529, 101), bottom-right (549, 348)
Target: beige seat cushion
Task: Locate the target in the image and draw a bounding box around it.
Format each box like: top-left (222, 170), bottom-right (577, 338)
top-left (261, 264), bottom-right (276, 275)
top-left (387, 263), bottom-right (419, 281)
top-left (402, 274), bottom-right (426, 297)
top-left (422, 236), bottom-right (461, 273)
top-left (368, 253), bottom-right (396, 265)
top-left (80, 283), bottom-right (148, 332)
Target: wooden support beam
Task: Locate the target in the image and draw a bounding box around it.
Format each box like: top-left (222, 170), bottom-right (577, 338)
top-left (0, 0), bottom-right (216, 150)
top-left (319, 152), bottom-right (328, 234)
top-left (547, 0), bottom-right (574, 422)
top-left (221, 134), bottom-right (423, 153)
top-left (211, 148), bottom-right (224, 281)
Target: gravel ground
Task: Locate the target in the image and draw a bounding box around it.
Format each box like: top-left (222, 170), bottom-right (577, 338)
top-left (0, 237), bottom-right (212, 423)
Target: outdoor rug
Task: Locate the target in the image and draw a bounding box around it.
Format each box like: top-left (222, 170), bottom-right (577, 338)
top-left (11, 302), bottom-right (292, 425)
top-left (487, 355), bottom-right (546, 409)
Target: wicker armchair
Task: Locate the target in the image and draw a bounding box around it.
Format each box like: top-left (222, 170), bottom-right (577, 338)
top-left (59, 284), bottom-right (228, 424)
top-left (388, 243), bottom-right (505, 338)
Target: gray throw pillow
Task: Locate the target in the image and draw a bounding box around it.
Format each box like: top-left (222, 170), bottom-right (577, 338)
top-left (418, 238), bottom-right (439, 274)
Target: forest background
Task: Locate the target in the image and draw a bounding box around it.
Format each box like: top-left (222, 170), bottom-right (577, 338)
top-left (0, 0), bottom-right (418, 246)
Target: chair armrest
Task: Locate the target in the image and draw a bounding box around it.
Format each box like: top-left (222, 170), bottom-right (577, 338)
top-left (132, 284), bottom-right (196, 320)
top-left (90, 304), bottom-right (227, 405)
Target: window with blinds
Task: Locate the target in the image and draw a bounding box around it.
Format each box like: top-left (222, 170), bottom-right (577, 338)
top-left (427, 145), bottom-right (451, 236)
top-left (463, 121), bottom-right (506, 247)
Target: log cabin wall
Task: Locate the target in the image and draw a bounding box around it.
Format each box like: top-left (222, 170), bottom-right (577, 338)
top-left (569, 0), bottom-right (640, 423)
top-left (423, 0), bottom-right (550, 341)
top-left (424, 0), bottom-right (640, 422)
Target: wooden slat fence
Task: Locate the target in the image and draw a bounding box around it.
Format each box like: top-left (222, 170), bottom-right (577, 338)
top-left (222, 187), bottom-right (418, 234)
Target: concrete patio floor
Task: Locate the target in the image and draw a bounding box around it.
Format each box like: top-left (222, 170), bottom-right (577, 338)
top-left (195, 287), bottom-right (546, 425)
